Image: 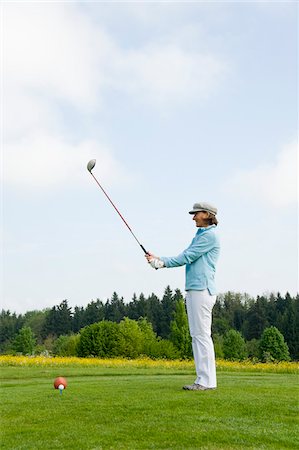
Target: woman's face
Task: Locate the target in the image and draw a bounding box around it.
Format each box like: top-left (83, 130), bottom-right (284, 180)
top-left (192, 211), bottom-right (210, 227)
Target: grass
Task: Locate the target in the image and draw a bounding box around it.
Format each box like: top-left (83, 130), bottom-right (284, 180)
top-left (0, 359), bottom-right (298, 449)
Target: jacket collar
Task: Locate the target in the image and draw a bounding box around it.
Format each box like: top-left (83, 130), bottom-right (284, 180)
top-left (197, 225), bottom-right (216, 233)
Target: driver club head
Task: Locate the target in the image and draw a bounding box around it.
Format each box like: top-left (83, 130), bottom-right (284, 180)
top-left (87, 159), bottom-right (96, 173)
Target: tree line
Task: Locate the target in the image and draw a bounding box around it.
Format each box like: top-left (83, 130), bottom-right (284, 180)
top-left (0, 287), bottom-right (298, 360)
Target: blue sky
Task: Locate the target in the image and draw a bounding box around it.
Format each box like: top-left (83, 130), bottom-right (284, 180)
top-left (1, 1), bottom-right (298, 313)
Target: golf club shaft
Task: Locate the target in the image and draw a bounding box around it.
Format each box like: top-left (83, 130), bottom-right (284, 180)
top-left (90, 172), bottom-right (148, 254)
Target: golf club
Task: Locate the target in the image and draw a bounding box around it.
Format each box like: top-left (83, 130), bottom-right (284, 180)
top-left (87, 159), bottom-right (148, 255)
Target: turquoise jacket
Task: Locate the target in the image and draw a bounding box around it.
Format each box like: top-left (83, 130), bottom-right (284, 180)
top-left (160, 225), bottom-right (220, 295)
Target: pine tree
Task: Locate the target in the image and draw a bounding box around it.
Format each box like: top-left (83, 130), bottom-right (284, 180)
top-left (170, 299), bottom-right (192, 358)
top-left (146, 293), bottom-right (163, 334)
top-left (23, 310), bottom-right (46, 344)
top-left (42, 300), bottom-right (72, 338)
top-left (126, 293), bottom-right (139, 320)
top-left (83, 299), bottom-right (104, 326)
top-left (104, 292), bottom-right (126, 323)
top-left (0, 310), bottom-right (24, 350)
top-left (160, 286), bottom-right (176, 338)
top-left (56, 300), bottom-right (73, 335)
top-left (73, 306), bottom-right (85, 332)
top-left (243, 296), bottom-right (268, 340)
top-left (280, 293), bottom-right (297, 359)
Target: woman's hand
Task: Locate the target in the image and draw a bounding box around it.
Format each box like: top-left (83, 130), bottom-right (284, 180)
top-left (145, 252), bottom-right (157, 262)
top-left (145, 252), bottom-right (165, 269)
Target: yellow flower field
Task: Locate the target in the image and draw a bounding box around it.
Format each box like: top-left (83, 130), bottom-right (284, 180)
top-left (0, 355), bottom-right (297, 373)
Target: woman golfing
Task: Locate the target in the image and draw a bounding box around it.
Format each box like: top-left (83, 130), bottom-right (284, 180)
top-left (146, 202), bottom-right (220, 391)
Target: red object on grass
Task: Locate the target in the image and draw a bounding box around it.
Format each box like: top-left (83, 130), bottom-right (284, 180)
top-left (54, 377), bottom-right (67, 389)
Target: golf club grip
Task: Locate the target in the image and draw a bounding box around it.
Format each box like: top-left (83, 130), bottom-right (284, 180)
top-left (141, 245), bottom-right (158, 270)
top-left (140, 244), bottom-right (148, 254)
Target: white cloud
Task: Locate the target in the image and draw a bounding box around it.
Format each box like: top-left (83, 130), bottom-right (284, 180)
top-left (111, 43), bottom-right (228, 107)
top-left (4, 87), bottom-right (54, 140)
top-left (4, 2), bottom-right (228, 115)
top-left (3, 3), bottom-right (230, 189)
top-left (4, 133), bottom-right (129, 189)
top-left (226, 141), bottom-right (298, 208)
top-left (3, 3), bottom-right (126, 189)
top-left (4, 3), bottom-right (108, 110)
top-left (3, 3), bottom-right (113, 141)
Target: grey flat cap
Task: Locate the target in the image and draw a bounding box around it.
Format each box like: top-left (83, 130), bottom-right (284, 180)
top-left (189, 202), bottom-right (218, 215)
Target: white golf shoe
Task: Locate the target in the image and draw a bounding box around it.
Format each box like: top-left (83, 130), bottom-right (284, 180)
top-left (183, 383), bottom-right (216, 391)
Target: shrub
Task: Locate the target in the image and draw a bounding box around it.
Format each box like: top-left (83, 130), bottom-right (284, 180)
top-left (0, 340), bottom-right (15, 355)
top-left (137, 317), bottom-right (157, 355)
top-left (77, 318), bottom-right (181, 359)
top-left (43, 335), bottom-right (56, 353)
top-left (53, 334), bottom-right (80, 356)
top-left (77, 321), bottom-right (120, 357)
top-left (146, 338), bottom-right (180, 360)
top-left (12, 326), bottom-right (36, 355)
top-left (223, 329), bottom-right (247, 361)
top-left (259, 326), bottom-right (290, 362)
top-left (212, 318), bottom-right (230, 336)
top-left (246, 339), bottom-right (260, 360)
top-left (213, 334), bottom-right (224, 359)
top-left (34, 345), bottom-right (49, 356)
top-left (118, 318), bottom-right (144, 358)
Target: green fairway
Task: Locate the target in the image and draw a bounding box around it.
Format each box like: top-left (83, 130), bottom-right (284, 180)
top-left (1, 365), bottom-right (298, 449)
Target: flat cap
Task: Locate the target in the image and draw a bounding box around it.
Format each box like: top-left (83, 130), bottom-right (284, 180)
top-left (189, 202), bottom-right (218, 215)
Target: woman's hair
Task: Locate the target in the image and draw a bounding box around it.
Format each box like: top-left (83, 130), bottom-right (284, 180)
top-left (204, 213), bottom-right (218, 226)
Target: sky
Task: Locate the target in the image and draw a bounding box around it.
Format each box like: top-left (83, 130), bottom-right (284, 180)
top-left (1, 1), bottom-right (298, 314)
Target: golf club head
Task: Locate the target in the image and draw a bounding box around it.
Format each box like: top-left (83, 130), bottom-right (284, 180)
top-left (87, 159), bottom-right (96, 173)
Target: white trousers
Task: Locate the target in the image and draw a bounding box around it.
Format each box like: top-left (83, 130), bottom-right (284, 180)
top-left (186, 289), bottom-right (217, 388)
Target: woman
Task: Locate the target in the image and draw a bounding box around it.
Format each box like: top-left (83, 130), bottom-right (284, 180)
top-left (146, 202), bottom-right (220, 391)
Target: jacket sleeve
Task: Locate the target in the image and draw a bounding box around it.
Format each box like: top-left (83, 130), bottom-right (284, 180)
top-left (160, 232), bottom-right (216, 268)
